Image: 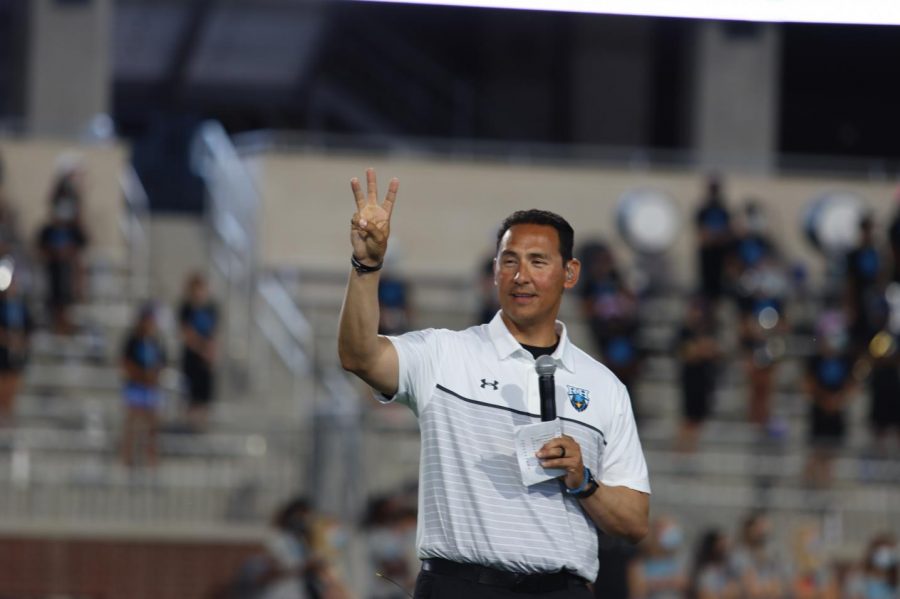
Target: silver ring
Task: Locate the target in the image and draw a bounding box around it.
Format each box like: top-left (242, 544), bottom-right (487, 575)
top-left (559, 447), bottom-right (566, 458)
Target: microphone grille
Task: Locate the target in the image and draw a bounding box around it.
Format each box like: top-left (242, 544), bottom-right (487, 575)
top-left (534, 354), bottom-right (557, 377)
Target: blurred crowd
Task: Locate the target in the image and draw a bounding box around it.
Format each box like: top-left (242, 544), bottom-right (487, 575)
top-left (624, 512), bottom-right (897, 599)
top-left (0, 150), bottom-right (220, 468)
top-left (214, 495), bottom-right (899, 599)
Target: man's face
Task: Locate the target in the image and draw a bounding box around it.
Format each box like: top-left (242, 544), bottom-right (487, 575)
top-left (494, 223), bottom-right (578, 331)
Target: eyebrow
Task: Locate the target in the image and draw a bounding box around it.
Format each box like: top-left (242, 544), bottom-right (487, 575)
top-left (499, 249), bottom-right (552, 260)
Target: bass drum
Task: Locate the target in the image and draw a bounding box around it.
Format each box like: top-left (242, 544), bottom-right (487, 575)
top-left (803, 191), bottom-right (865, 254)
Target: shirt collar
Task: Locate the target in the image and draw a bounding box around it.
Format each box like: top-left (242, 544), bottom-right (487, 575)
top-left (487, 311), bottom-right (576, 373)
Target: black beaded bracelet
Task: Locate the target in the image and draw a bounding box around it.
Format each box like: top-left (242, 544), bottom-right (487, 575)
top-left (351, 254), bottom-right (383, 274)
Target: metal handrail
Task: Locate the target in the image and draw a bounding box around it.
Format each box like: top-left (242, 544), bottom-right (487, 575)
top-left (191, 120), bottom-right (364, 520)
top-left (118, 164), bottom-right (151, 301)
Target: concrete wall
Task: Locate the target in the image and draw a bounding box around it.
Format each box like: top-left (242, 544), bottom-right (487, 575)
top-left (0, 138), bottom-right (128, 263)
top-left (251, 150), bottom-right (897, 286)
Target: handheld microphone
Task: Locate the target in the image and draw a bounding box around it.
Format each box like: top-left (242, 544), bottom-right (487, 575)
top-left (535, 355), bottom-right (557, 421)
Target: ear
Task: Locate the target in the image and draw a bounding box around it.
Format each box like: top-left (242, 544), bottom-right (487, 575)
top-left (493, 257), bottom-right (499, 286)
top-left (563, 258), bottom-right (581, 290)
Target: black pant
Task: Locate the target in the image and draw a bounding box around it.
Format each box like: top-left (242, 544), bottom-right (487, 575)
top-left (413, 570), bottom-right (593, 598)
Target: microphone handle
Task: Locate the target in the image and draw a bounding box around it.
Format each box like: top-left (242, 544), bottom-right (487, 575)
top-left (538, 374), bottom-right (556, 421)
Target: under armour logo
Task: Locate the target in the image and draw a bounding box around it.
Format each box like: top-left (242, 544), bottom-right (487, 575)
top-left (480, 379), bottom-right (499, 390)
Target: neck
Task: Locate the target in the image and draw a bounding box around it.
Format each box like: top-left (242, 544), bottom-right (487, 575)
top-left (500, 311), bottom-right (559, 347)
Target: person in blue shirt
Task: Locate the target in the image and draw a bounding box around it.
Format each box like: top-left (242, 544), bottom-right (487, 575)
top-left (804, 312), bottom-right (857, 488)
top-left (628, 516), bottom-right (688, 599)
top-left (37, 172), bottom-right (89, 335)
top-left (121, 302), bottom-right (167, 467)
top-left (695, 175), bottom-right (734, 305)
top-left (689, 529), bottom-right (739, 599)
top-left (845, 215), bottom-right (884, 355)
top-left (179, 273), bottom-right (218, 431)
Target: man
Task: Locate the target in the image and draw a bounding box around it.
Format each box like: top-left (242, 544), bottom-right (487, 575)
top-left (338, 169), bottom-right (650, 598)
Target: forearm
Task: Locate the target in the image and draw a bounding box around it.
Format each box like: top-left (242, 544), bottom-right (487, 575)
top-left (338, 268), bottom-right (382, 373)
top-left (579, 483), bottom-right (649, 543)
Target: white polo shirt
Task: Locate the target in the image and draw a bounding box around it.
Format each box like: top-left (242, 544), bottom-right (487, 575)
top-left (383, 311), bottom-right (650, 582)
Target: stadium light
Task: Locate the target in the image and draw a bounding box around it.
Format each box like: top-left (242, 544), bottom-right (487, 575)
top-left (352, 0), bottom-right (900, 26)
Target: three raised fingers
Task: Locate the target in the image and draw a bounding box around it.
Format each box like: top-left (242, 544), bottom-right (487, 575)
top-left (350, 168), bottom-right (399, 216)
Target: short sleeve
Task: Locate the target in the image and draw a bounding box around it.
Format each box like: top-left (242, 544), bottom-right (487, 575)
top-left (599, 382), bottom-right (651, 493)
top-left (382, 328), bottom-right (443, 415)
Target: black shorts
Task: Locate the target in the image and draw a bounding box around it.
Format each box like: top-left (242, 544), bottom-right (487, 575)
top-left (182, 351), bottom-right (214, 405)
top-left (47, 262), bottom-right (75, 308)
top-left (0, 346), bottom-right (27, 373)
top-left (869, 368), bottom-right (900, 429)
top-left (681, 369), bottom-right (713, 423)
top-left (809, 405), bottom-right (846, 447)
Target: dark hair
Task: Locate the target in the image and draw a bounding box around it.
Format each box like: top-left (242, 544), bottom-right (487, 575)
top-left (496, 209), bottom-right (574, 264)
top-left (689, 529), bottom-right (727, 599)
top-left (273, 496), bottom-right (311, 529)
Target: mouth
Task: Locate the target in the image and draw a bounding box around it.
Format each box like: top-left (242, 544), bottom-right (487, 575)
top-left (510, 292), bottom-right (537, 304)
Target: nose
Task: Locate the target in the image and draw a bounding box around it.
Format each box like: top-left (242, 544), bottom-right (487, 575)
top-left (513, 264), bottom-right (530, 283)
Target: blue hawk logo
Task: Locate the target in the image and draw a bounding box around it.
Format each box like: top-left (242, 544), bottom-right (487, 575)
top-left (567, 385), bottom-right (590, 412)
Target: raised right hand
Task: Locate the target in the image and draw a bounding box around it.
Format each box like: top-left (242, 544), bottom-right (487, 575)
top-left (350, 168), bottom-right (399, 267)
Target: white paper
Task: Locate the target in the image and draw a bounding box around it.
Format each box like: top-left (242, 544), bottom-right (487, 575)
top-left (515, 419), bottom-right (566, 486)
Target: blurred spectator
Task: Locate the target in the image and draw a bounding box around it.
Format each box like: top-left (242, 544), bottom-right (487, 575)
top-left (627, 515), bottom-right (688, 599)
top-left (789, 522), bottom-right (838, 599)
top-left (259, 497), bottom-right (314, 599)
top-left (363, 495), bottom-right (417, 599)
top-left (804, 309), bottom-right (856, 488)
top-left (731, 202), bottom-right (790, 434)
top-left (475, 254), bottom-right (499, 325)
top-left (595, 533), bottom-right (640, 599)
top-left (0, 260), bottom-right (33, 426)
top-left (306, 515), bottom-right (354, 599)
top-left (179, 272), bottom-right (218, 431)
top-left (695, 175), bottom-right (734, 305)
top-left (377, 247), bottom-right (412, 335)
top-left (37, 167), bottom-right (89, 335)
top-left (889, 190), bottom-right (900, 284)
top-left (578, 241), bottom-right (642, 409)
top-left (862, 290), bottom-right (900, 456)
top-left (377, 272), bottom-right (412, 336)
top-left (730, 511), bottom-right (788, 599)
top-left (0, 151), bottom-right (22, 259)
top-left (845, 215), bottom-right (883, 354)
top-left (846, 534), bottom-right (898, 599)
top-left (120, 302), bottom-right (167, 468)
top-left (676, 296), bottom-right (720, 453)
top-left (689, 528), bottom-right (739, 599)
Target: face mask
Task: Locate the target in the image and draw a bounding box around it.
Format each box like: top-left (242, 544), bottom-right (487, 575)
top-left (873, 547), bottom-right (897, 570)
top-left (659, 527), bottom-right (683, 551)
top-left (327, 527), bottom-right (349, 550)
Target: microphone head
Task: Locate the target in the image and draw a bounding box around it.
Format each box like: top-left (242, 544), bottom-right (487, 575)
top-left (535, 354), bottom-right (557, 377)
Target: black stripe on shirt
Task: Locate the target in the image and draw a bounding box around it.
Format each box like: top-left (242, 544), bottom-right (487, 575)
top-left (435, 384), bottom-right (607, 445)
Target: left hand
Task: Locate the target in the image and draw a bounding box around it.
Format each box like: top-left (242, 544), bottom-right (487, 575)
top-left (536, 435), bottom-right (585, 490)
